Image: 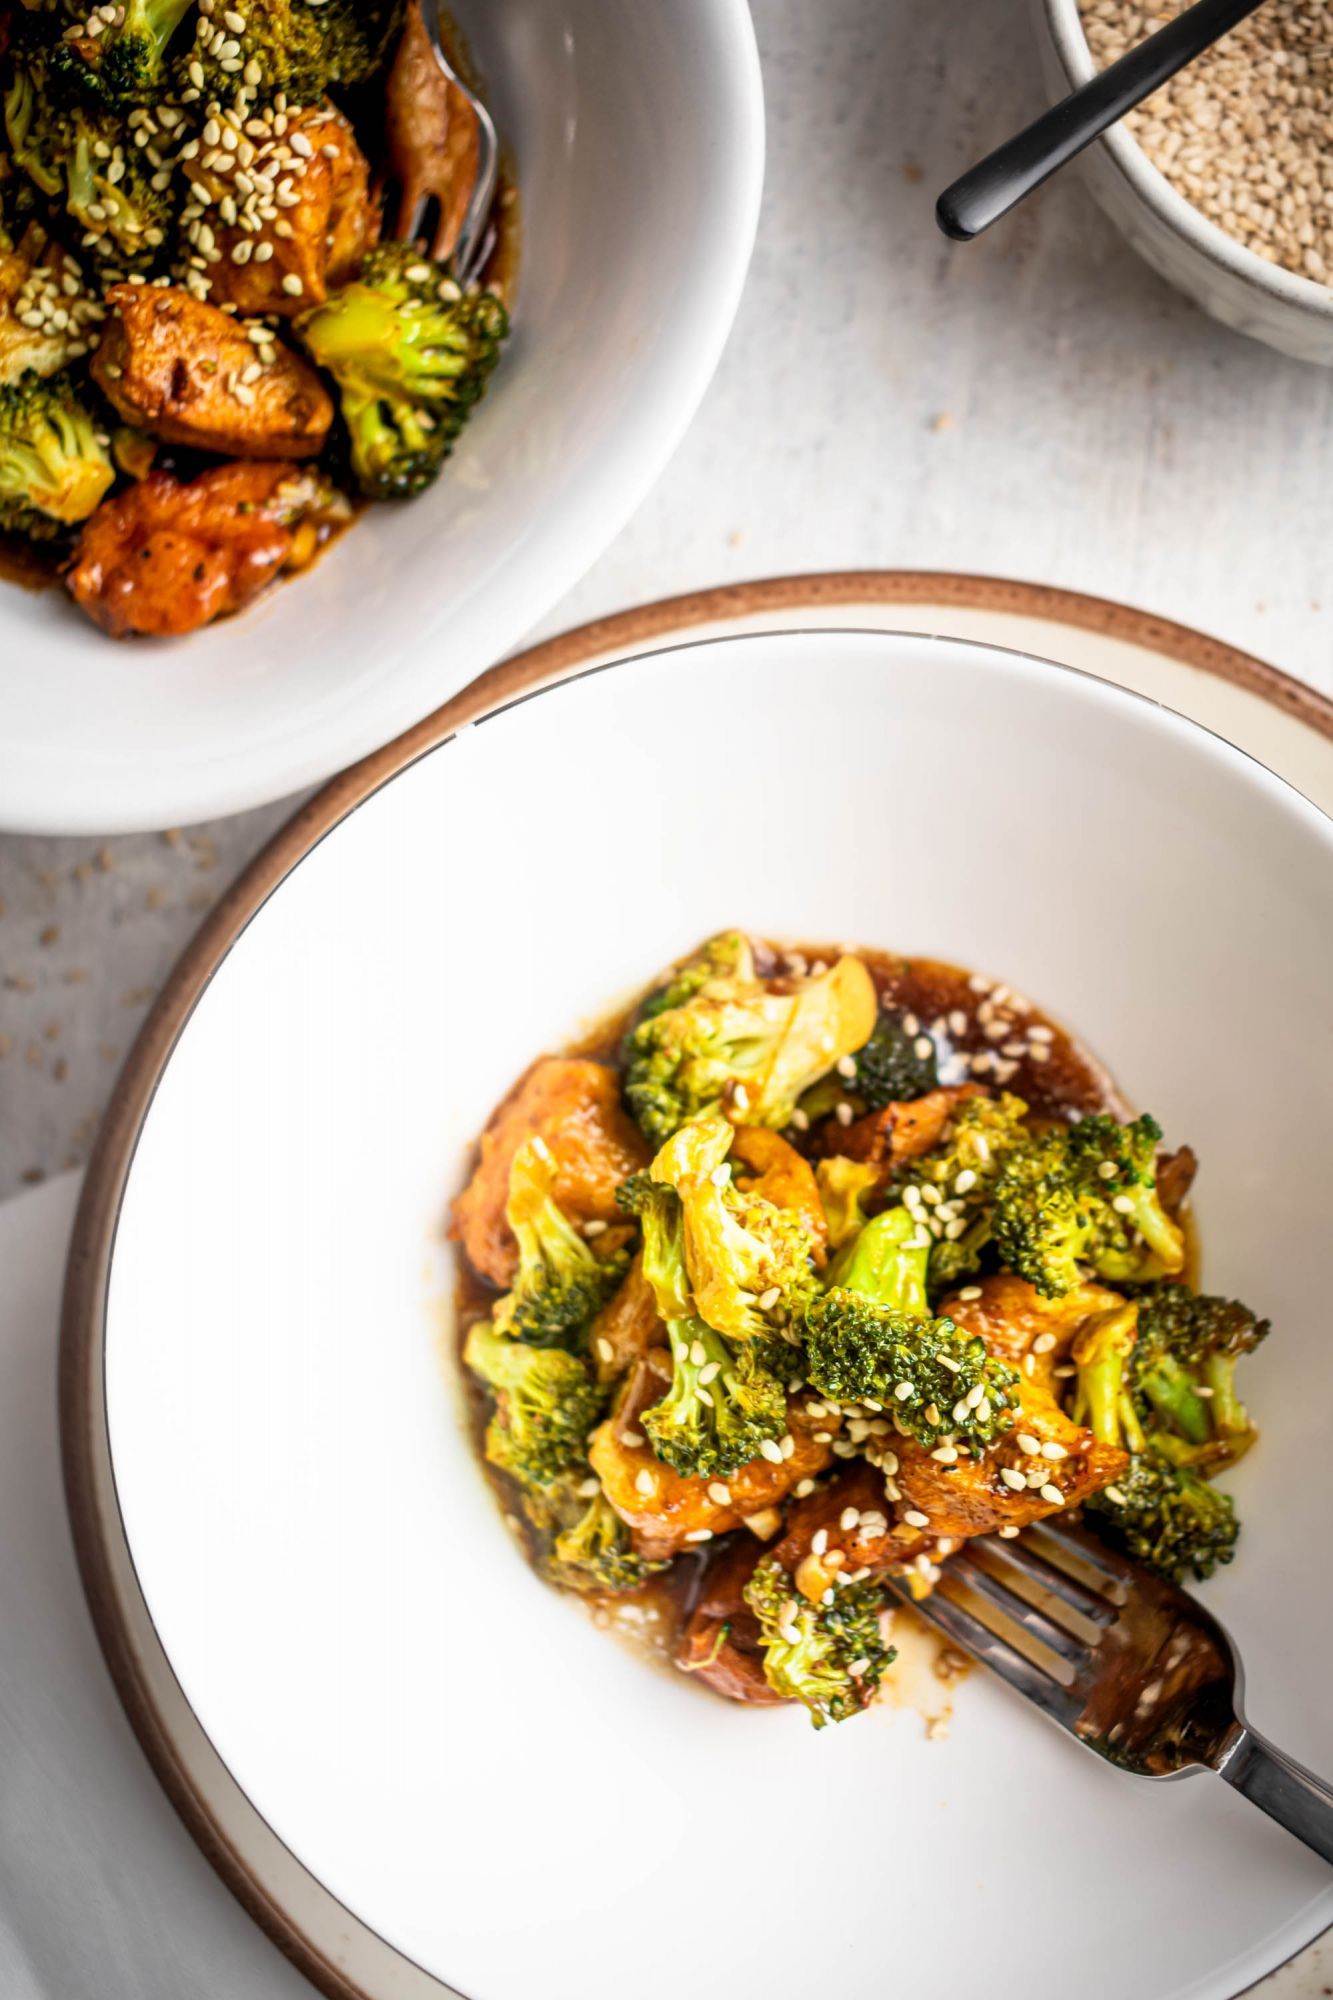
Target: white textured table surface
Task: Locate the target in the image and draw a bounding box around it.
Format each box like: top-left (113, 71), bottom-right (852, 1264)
top-left (0, 6), bottom-right (1330, 1987)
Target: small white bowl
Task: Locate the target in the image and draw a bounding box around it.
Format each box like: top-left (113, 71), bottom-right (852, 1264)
top-left (1035, 0), bottom-right (1333, 364)
top-left (0, 0), bottom-right (763, 835)
top-left (90, 629), bottom-right (1333, 2000)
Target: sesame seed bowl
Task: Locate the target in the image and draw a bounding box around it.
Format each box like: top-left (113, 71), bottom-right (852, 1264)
top-left (1035, 0), bottom-right (1333, 363)
top-left (72, 627), bottom-right (1333, 2000)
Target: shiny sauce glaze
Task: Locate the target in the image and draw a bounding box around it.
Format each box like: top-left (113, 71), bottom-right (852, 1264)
top-left (451, 943), bottom-right (1146, 1693)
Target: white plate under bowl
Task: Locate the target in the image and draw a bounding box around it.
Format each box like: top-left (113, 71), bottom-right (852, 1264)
top-left (65, 604), bottom-right (1333, 2000)
top-left (0, 0), bottom-right (763, 836)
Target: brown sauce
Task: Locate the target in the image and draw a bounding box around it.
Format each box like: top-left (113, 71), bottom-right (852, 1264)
top-left (448, 939), bottom-right (1158, 1708)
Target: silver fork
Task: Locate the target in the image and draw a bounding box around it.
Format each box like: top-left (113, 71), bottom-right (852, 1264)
top-left (887, 1518), bottom-right (1333, 1864)
top-left (387, 0), bottom-right (500, 288)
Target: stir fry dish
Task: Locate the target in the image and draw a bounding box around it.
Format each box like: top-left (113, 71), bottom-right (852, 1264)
top-left (0, 0), bottom-right (509, 636)
top-left (450, 934), bottom-right (1270, 1730)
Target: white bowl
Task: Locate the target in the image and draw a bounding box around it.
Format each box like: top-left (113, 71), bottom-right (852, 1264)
top-left (1035, 0), bottom-right (1333, 364)
top-left (0, 0), bottom-right (763, 836)
top-left (95, 629), bottom-right (1333, 2000)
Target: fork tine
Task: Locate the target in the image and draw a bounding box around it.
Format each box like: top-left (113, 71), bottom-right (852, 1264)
top-left (885, 1578), bottom-right (1083, 1725)
top-left (1028, 1515), bottom-right (1136, 1588)
top-left (947, 1553), bottom-right (1093, 1666)
top-left (979, 1532), bottom-right (1119, 1625)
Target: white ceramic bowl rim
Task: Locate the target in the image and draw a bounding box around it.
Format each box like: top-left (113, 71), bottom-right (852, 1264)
top-left (92, 626), bottom-right (1333, 2000)
top-left (1044, 0), bottom-right (1333, 312)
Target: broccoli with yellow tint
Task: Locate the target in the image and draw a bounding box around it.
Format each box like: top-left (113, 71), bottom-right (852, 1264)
top-left (815, 1154), bottom-right (882, 1250)
top-left (891, 1090), bottom-right (1034, 1291)
top-left (0, 371), bottom-right (113, 538)
top-left (623, 933), bottom-right (878, 1146)
top-left (463, 1320), bottom-right (605, 1492)
top-left (493, 1139), bottom-right (628, 1350)
top-left (744, 1555), bottom-right (896, 1728)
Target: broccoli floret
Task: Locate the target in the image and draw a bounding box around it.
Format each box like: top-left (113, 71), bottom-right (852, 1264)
top-left (892, 1090), bottom-right (1034, 1291)
top-left (815, 1155), bottom-right (882, 1251)
top-left (803, 1206), bottom-right (1018, 1449)
top-left (744, 1556), bottom-right (897, 1728)
top-left (295, 242), bottom-right (508, 500)
top-left (1086, 1454), bottom-right (1239, 1583)
top-left (843, 1008), bottom-right (939, 1110)
top-left (639, 930), bottom-right (752, 1021)
top-left (54, 0), bottom-right (195, 108)
top-left (623, 937), bottom-right (877, 1146)
top-left (541, 1484), bottom-right (667, 1596)
top-left (173, 0), bottom-right (401, 109)
top-left (1069, 1300), bottom-right (1147, 1449)
top-left (648, 1111), bottom-right (821, 1341)
top-left (1133, 1285), bottom-right (1268, 1467)
top-left (463, 1319), bottom-right (605, 1492)
top-left (492, 1139), bottom-right (628, 1349)
top-left (0, 370), bottom-right (113, 537)
top-left (628, 1171), bottom-right (787, 1479)
top-left (992, 1113), bottom-right (1187, 1299)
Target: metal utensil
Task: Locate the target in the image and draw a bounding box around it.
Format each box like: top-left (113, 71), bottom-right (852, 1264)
top-left (936, 0), bottom-right (1267, 242)
top-left (386, 0), bottom-right (500, 286)
top-left (887, 1516), bottom-right (1333, 1864)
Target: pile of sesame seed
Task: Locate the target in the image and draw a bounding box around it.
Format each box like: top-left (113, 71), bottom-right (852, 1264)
top-left (1080, 0), bottom-right (1333, 284)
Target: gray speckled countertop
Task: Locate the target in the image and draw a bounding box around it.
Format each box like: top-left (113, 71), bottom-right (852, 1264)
top-left (0, 4), bottom-right (1330, 1987)
top-left (4, 0), bottom-right (1333, 1199)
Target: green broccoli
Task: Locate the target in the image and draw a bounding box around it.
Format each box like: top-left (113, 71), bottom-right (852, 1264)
top-left (802, 1206), bottom-right (1018, 1449)
top-left (0, 370), bottom-right (113, 538)
top-left (992, 1113), bottom-right (1186, 1298)
top-left (1067, 1290), bottom-right (1253, 1582)
top-left (173, 0), bottom-right (402, 109)
top-left (1086, 1454), bottom-right (1239, 1583)
top-left (849, 1009), bottom-right (939, 1108)
top-left (744, 1556), bottom-right (897, 1728)
top-left (539, 1482), bottom-right (667, 1596)
top-left (891, 1090), bottom-right (1034, 1292)
top-left (1133, 1285), bottom-right (1268, 1468)
top-left (623, 937), bottom-right (878, 1146)
top-left (638, 931), bottom-right (752, 1021)
top-left (463, 1319), bottom-right (605, 1492)
top-left (54, 0), bottom-right (195, 108)
top-left (295, 243), bottom-right (508, 500)
top-left (491, 1139), bottom-right (628, 1349)
top-left (648, 1111), bottom-right (821, 1342)
top-left (623, 1171), bottom-right (787, 1479)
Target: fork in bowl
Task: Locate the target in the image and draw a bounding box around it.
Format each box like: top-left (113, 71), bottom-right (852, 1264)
top-left (889, 1517), bottom-right (1333, 1863)
top-left (383, 0), bottom-right (500, 285)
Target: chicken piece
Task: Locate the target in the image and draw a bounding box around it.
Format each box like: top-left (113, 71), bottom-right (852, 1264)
top-left (383, 0), bottom-right (480, 262)
top-left (588, 1255), bottom-right (663, 1385)
top-left (1157, 1144), bottom-right (1197, 1215)
top-left (451, 1058), bottom-right (648, 1288)
top-left (824, 1084), bottom-right (985, 1173)
top-left (771, 1462), bottom-right (918, 1593)
top-left (66, 463), bottom-right (347, 638)
top-left (729, 1125), bottom-right (828, 1265)
top-left (941, 1272), bottom-right (1128, 1391)
top-left (91, 285), bottom-right (332, 459)
top-left (892, 1286), bottom-right (1129, 1542)
top-left (196, 105), bottom-right (379, 318)
top-left (589, 1354), bottom-right (838, 1562)
top-left (675, 1537), bottom-right (786, 1706)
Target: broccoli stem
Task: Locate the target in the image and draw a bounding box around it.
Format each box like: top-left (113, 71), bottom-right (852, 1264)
top-left (1137, 1354), bottom-right (1213, 1446)
top-left (829, 1205), bottom-right (928, 1313)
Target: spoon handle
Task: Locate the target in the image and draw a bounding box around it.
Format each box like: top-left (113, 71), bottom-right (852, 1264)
top-left (936, 0), bottom-right (1267, 242)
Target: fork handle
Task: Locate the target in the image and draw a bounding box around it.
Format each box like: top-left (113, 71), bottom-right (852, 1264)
top-left (1218, 1726), bottom-right (1333, 1865)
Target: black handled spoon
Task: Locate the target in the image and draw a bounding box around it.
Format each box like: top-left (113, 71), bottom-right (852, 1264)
top-left (936, 0), bottom-right (1267, 242)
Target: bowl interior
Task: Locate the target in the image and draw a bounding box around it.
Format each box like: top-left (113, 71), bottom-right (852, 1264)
top-left (0, 0), bottom-right (762, 833)
top-left (103, 630), bottom-right (1333, 2000)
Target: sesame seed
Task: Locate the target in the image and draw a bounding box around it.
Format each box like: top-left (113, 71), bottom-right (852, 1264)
top-left (957, 1284), bottom-right (983, 1301)
top-left (790, 1108), bottom-right (809, 1132)
top-left (1016, 1432), bottom-right (1041, 1456)
top-left (758, 1285), bottom-right (781, 1312)
top-left (999, 1466), bottom-right (1027, 1491)
top-left (634, 1469), bottom-right (656, 1496)
top-left (794, 1477), bottom-right (816, 1498)
top-left (931, 1445), bottom-right (958, 1463)
top-left (914, 1035), bottom-right (933, 1060)
top-left (835, 1102), bottom-right (853, 1127)
top-left (1031, 1332), bottom-right (1057, 1354)
top-left (839, 1507), bottom-right (861, 1531)
top-left (952, 1399), bottom-right (971, 1423)
top-left (836, 1053), bottom-right (857, 1078)
top-left (1040, 1483), bottom-right (1065, 1506)
top-left (595, 1337), bottom-right (613, 1362)
top-left (965, 1382), bottom-right (985, 1408)
top-left (1098, 1160), bottom-right (1119, 1181)
top-left (1028, 1044), bottom-right (1050, 1065)
top-left (731, 1083), bottom-right (749, 1112)
top-left (903, 1509), bottom-right (930, 1529)
top-left (708, 1163), bottom-right (730, 1187)
top-left (253, 241), bottom-right (274, 262)
top-left (577, 1476), bottom-right (599, 1498)
top-left (620, 1430), bottom-right (644, 1448)
top-left (780, 1434), bottom-right (795, 1460)
top-left (685, 1528), bottom-right (713, 1543)
top-left (1041, 1441), bottom-right (1068, 1460)
top-left (188, 58), bottom-right (205, 85)
top-left (997, 1524), bottom-right (1020, 1539)
top-left (708, 1482), bottom-right (731, 1506)
top-left (812, 1527), bottom-right (829, 1555)
top-left (1103, 1485), bottom-right (1127, 1507)
top-left (698, 1360), bottom-right (720, 1386)
top-left (893, 1381), bottom-right (914, 1402)
top-left (759, 1439), bottom-right (784, 1465)
top-left (689, 1339), bottom-right (707, 1366)
top-left (1111, 1193), bottom-right (1136, 1215)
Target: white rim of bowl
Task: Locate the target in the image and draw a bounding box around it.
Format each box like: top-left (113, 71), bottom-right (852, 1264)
top-left (1042, 0), bottom-right (1333, 315)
